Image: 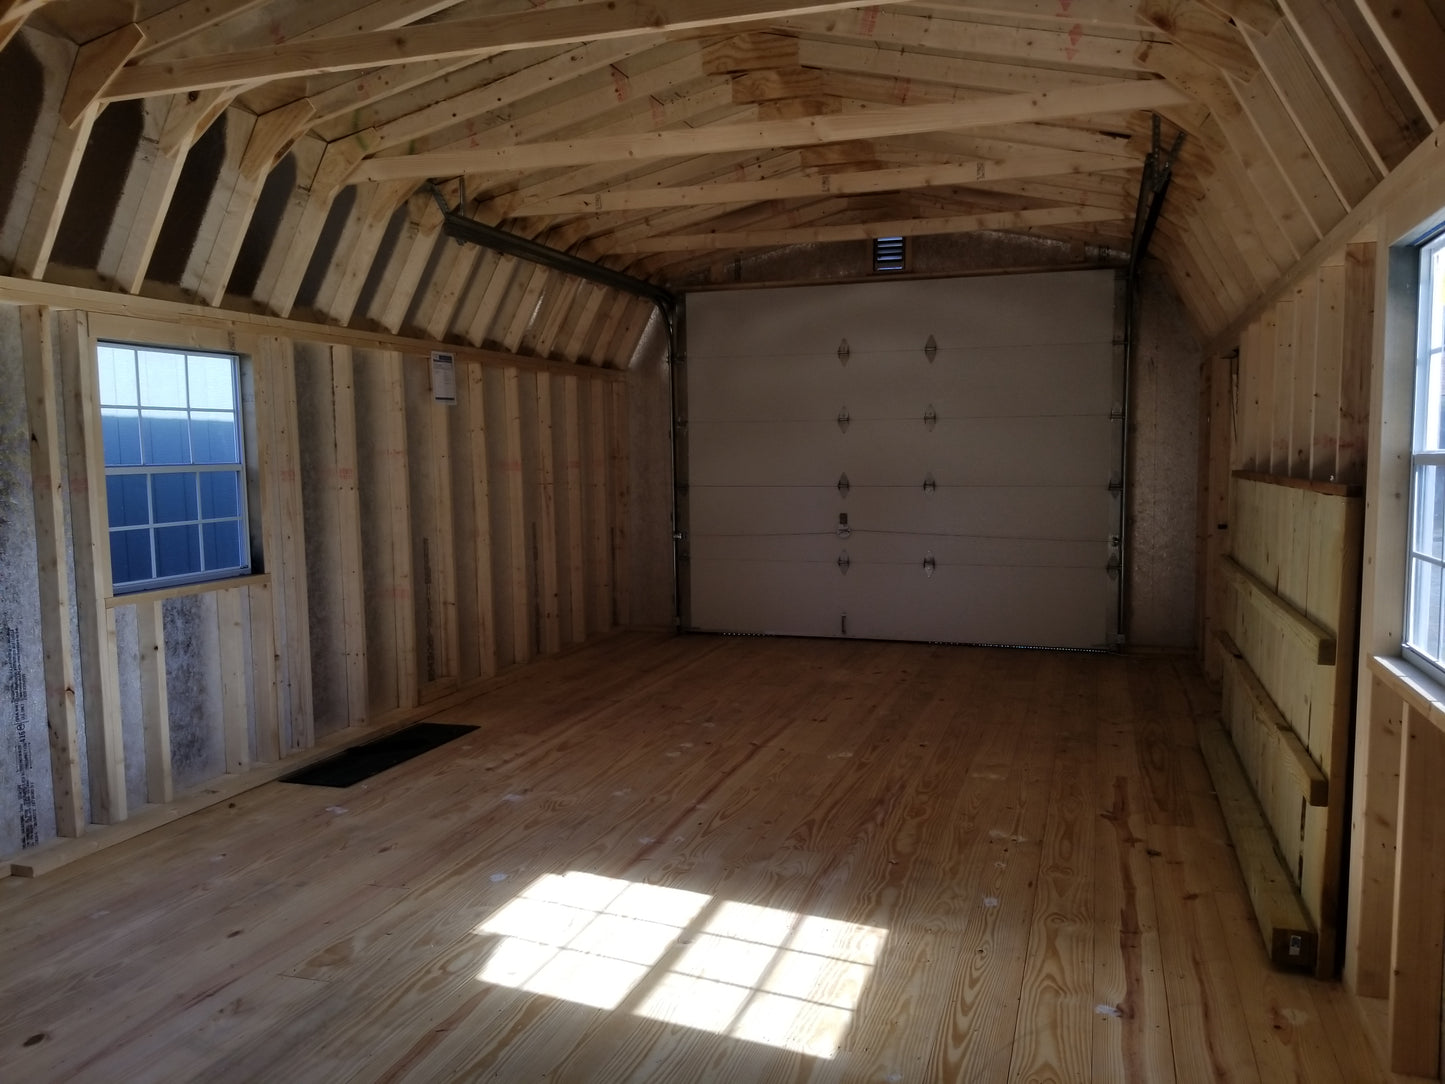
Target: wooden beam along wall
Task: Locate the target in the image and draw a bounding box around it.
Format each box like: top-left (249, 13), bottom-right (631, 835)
top-left (1204, 473), bottom-right (1362, 977)
top-left (1, 292), bottom-right (629, 874)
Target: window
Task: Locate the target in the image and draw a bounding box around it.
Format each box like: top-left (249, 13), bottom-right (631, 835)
top-left (97, 342), bottom-right (250, 592)
top-left (872, 236), bottom-right (905, 273)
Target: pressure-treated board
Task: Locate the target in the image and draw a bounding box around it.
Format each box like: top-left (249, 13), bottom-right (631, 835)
top-left (1213, 472), bottom-right (1362, 975)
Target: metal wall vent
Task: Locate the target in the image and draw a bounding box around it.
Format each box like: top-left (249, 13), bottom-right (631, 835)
top-left (873, 235), bottom-right (905, 273)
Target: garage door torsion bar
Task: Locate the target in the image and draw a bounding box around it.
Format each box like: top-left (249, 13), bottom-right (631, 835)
top-left (429, 183), bottom-right (677, 315)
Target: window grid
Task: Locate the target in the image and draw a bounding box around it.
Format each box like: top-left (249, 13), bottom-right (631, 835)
top-left (1405, 239), bottom-right (1445, 678)
top-left (97, 342), bottom-right (250, 592)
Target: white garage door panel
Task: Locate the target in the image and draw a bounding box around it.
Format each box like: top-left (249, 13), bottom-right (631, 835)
top-left (691, 532), bottom-right (834, 564)
top-left (690, 355), bottom-right (837, 421)
top-left (690, 486), bottom-right (839, 534)
top-left (691, 417), bottom-right (1113, 488)
top-left (684, 270), bottom-right (1120, 648)
top-left (690, 559), bottom-right (841, 637)
top-left (689, 422), bottom-right (847, 486)
top-left (845, 487), bottom-right (1113, 539)
top-left (841, 564), bottom-right (1112, 647)
top-left (686, 274), bottom-right (1115, 355)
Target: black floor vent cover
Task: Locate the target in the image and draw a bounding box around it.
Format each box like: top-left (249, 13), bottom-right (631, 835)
top-left (279, 722), bottom-right (478, 788)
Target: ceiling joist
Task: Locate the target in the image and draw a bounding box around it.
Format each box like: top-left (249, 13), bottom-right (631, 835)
top-left (351, 79), bottom-right (1192, 180)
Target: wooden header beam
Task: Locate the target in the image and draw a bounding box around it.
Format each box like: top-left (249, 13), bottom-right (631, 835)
top-left (596, 203), bottom-right (1126, 253)
top-left (352, 79), bottom-right (1192, 181)
top-left (506, 150), bottom-right (1140, 215)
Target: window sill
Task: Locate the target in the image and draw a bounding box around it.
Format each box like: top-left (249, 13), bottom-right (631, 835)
top-left (1368, 654), bottom-right (1445, 729)
top-left (105, 572), bottom-right (271, 609)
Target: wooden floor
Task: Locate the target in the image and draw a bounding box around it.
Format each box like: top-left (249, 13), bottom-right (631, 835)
top-left (0, 633), bottom-right (1414, 1082)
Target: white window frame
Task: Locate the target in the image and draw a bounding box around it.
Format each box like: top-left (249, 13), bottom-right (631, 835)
top-left (1404, 235), bottom-right (1445, 681)
top-left (97, 340), bottom-right (253, 594)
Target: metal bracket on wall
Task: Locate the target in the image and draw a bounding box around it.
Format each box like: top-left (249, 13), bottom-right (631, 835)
top-left (836, 513), bottom-right (851, 539)
top-left (924, 405), bottom-right (937, 431)
top-left (837, 407), bottom-right (851, 433)
top-left (838, 339), bottom-right (851, 365)
top-left (924, 335), bottom-right (938, 363)
top-left (923, 472), bottom-right (936, 493)
top-left (837, 472), bottom-right (850, 497)
top-left (838, 552), bottom-right (850, 575)
top-left (923, 552), bottom-right (936, 577)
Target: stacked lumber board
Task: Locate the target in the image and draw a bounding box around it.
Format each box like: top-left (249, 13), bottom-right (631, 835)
top-left (1208, 473), bottom-right (1362, 976)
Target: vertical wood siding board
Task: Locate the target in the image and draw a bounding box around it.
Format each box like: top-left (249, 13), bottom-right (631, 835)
top-left (385, 352), bottom-right (418, 709)
top-left (1291, 274), bottom-right (1320, 478)
top-left (135, 600), bottom-right (173, 803)
top-left (503, 368), bottom-right (532, 663)
top-left (1388, 705), bottom-right (1445, 1076)
top-left (216, 587), bottom-right (249, 773)
top-left (433, 385), bottom-right (459, 682)
top-left (246, 581), bottom-right (280, 762)
top-left (1338, 241), bottom-right (1375, 484)
top-left (275, 338), bottom-right (314, 748)
top-left (609, 379), bottom-right (631, 628)
top-left (534, 371), bottom-right (562, 655)
top-left (57, 310), bottom-right (126, 824)
top-left (1271, 299), bottom-right (1295, 474)
top-left (1256, 310), bottom-right (1278, 472)
top-left (326, 346), bottom-right (368, 727)
top-left (588, 378), bottom-right (613, 633)
top-left (463, 364), bottom-right (497, 677)
top-left (563, 374), bottom-right (587, 643)
top-left (1310, 259), bottom-right (1346, 481)
top-left (18, 306), bottom-right (85, 836)
top-left (249, 337), bottom-right (290, 752)
top-left (1352, 676), bottom-right (1401, 996)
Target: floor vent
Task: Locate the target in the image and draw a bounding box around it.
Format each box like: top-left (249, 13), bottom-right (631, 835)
top-left (279, 722), bottom-right (478, 788)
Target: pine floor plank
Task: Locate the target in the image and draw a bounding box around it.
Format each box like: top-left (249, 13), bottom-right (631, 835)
top-left (0, 634), bottom-right (1412, 1083)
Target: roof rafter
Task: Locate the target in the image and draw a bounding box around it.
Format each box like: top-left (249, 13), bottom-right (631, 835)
top-left (102, 0), bottom-right (925, 101)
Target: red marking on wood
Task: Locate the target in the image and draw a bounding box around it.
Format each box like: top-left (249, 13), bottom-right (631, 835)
top-left (1059, 0), bottom-right (1073, 12)
top-left (859, 6), bottom-right (879, 34)
top-left (501, 461), bottom-right (524, 472)
top-left (611, 67), bottom-right (630, 102)
top-left (280, 469), bottom-right (297, 483)
top-left (650, 98), bottom-right (665, 127)
top-left (335, 467), bottom-right (356, 482)
top-left (894, 78), bottom-right (911, 104)
top-left (389, 587), bottom-right (412, 600)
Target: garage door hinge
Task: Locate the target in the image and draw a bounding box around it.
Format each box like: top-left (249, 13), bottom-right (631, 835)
top-left (837, 407), bottom-right (851, 433)
top-left (837, 551), bottom-right (850, 575)
top-left (922, 552), bottom-right (936, 577)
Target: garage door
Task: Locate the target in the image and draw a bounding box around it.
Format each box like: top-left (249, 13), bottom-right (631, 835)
top-left (680, 270), bottom-right (1123, 649)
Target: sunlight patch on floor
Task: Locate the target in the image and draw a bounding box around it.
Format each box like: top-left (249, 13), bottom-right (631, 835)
top-left (475, 871), bottom-right (886, 1058)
